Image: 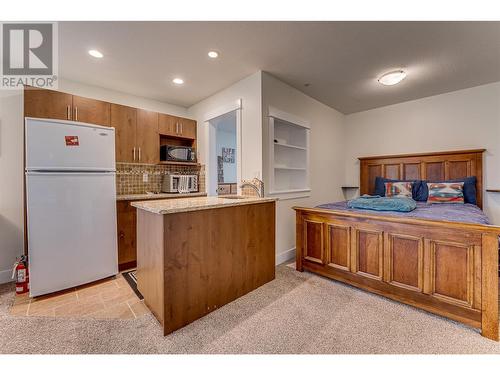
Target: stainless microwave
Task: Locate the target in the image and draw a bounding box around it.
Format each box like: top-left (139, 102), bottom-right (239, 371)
top-left (160, 145), bottom-right (196, 163)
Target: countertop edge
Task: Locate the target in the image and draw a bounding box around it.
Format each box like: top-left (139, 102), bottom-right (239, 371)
top-left (131, 197), bottom-right (277, 215)
top-left (116, 192), bottom-right (207, 201)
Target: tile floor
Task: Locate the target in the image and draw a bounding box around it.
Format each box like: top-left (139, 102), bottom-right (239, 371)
top-left (9, 272), bottom-right (150, 320)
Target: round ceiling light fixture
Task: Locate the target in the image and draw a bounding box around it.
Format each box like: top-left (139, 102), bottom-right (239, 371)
top-left (88, 49), bottom-right (104, 58)
top-left (172, 78), bottom-right (184, 85)
top-left (378, 70), bottom-right (407, 86)
top-left (208, 51), bottom-right (219, 59)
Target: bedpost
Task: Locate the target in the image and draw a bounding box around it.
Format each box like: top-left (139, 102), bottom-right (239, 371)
top-left (295, 210), bottom-right (304, 272)
top-left (481, 232), bottom-right (499, 341)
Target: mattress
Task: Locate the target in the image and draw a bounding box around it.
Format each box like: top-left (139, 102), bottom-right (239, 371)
top-left (316, 201), bottom-right (491, 225)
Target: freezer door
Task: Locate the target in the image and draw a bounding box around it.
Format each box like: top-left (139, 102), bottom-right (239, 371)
top-left (25, 118), bottom-right (115, 171)
top-left (26, 171), bottom-right (118, 297)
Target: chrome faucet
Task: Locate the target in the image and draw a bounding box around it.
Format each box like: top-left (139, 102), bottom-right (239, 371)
top-left (240, 178), bottom-right (264, 198)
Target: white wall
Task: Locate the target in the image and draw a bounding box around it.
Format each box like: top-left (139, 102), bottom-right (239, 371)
top-left (187, 72), bottom-right (263, 183)
top-left (0, 89), bottom-right (24, 283)
top-left (344, 82), bottom-right (500, 224)
top-left (58, 78), bottom-right (189, 117)
top-left (262, 72), bottom-right (346, 263)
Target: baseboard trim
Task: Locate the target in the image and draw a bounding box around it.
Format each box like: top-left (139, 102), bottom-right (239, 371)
top-left (276, 247), bottom-right (295, 265)
top-left (0, 269), bottom-right (13, 285)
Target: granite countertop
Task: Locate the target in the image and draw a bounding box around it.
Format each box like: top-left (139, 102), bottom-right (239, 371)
top-left (130, 196), bottom-right (277, 214)
top-left (116, 192), bottom-right (207, 201)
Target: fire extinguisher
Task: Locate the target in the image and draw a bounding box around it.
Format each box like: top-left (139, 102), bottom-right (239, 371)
top-left (12, 255), bottom-right (29, 294)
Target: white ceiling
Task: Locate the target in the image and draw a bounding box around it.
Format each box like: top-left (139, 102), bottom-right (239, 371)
top-left (59, 22), bottom-right (500, 114)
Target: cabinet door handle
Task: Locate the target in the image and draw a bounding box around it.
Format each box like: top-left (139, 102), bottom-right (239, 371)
top-left (176, 122), bottom-right (179, 134)
top-left (180, 123), bottom-right (183, 134)
top-left (133, 147), bottom-right (136, 161)
top-left (74, 107), bottom-right (78, 121)
top-left (66, 105), bottom-right (71, 120)
top-left (138, 147), bottom-right (141, 161)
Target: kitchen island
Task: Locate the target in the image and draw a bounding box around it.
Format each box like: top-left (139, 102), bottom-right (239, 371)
top-left (131, 196), bottom-right (276, 335)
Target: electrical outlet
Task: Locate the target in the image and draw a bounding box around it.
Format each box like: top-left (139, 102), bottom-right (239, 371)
top-left (142, 173), bottom-right (148, 183)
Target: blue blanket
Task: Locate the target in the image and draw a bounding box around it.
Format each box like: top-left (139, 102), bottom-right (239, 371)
top-left (346, 196), bottom-right (417, 212)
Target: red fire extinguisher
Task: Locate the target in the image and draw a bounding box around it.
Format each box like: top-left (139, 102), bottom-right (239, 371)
top-left (12, 255), bottom-right (29, 294)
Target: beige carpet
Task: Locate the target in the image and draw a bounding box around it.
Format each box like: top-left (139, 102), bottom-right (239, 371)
top-left (1, 264), bottom-right (500, 354)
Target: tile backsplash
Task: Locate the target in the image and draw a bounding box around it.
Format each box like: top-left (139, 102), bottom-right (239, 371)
top-left (116, 163), bottom-right (205, 195)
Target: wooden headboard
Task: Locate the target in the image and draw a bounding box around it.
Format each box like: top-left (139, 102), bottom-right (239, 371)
top-left (359, 149), bottom-right (485, 208)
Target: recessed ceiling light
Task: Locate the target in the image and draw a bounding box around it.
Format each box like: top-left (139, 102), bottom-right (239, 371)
top-left (88, 49), bottom-right (103, 58)
top-left (378, 70), bottom-right (407, 86)
top-left (172, 78), bottom-right (184, 85)
top-left (208, 51), bottom-right (219, 59)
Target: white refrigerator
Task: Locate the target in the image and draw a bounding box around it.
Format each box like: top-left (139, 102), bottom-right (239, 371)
top-left (25, 117), bottom-right (118, 297)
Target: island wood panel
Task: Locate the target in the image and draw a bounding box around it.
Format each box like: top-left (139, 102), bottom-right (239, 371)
top-left (136, 209), bottom-right (165, 325)
top-left (359, 149), bottom-right (485, 208)
top-left (137, 202), bottom-right (276, 335)
top-left (294, 204), bottom-right (500, 340)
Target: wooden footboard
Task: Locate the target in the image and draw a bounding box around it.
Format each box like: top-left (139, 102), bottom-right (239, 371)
top-left (294, 207), bottom-right (500, 341)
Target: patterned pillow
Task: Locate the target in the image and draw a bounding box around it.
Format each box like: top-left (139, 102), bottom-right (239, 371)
top-left (426, 182), bottom-right (464, 204)
top-left (384, 182), bottom-right (413, 198)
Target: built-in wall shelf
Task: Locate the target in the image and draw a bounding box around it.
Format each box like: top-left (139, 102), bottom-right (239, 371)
top-left (158, 161), bottom-right (201, 167)
top-left (275, 166), bottom-right (307, 171)
top-left (274, 142), bottom-right (307, 151)
top-left (268, 107), bottom-right (310, 197)
top-left (486, 189), bottom-right (500, 193)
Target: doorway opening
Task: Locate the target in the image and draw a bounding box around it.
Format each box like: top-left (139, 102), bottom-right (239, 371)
top-left (207, 109), bottom-right (240, 196)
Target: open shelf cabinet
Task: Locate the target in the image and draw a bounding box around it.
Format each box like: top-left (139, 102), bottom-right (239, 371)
top-left (268, 109), bottom-right (310, 197)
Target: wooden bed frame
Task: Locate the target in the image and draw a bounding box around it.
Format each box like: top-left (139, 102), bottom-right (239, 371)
top-left (294, 149), bottom-right (500, 340)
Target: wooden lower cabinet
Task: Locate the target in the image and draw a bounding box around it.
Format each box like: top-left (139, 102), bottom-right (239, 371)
top-left (117, 201), bottom-right (137, 271)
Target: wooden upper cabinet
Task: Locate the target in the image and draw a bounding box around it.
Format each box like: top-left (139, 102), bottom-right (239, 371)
top-left (24, 88), bottom-right (73, 120)
top-left (136, 109), bottom-right (159, 164)
top-left (158, 113), bottom-right (177, 137)
top-left (177, 117), bottom-right (196, 139)
top-left (159, 114), bottom-right (196, 139)
top-left (72, 95), bottom-right (111, 126)
top-left (111, 104), bottom-right (137, 163)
